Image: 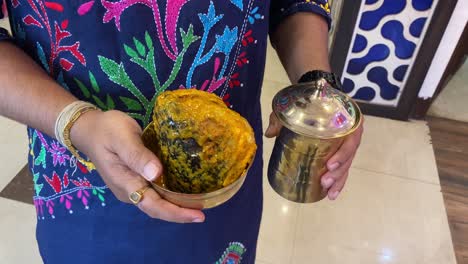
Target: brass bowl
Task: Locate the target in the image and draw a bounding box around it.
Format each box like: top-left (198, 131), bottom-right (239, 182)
top-left (141, 121), bottom-right (254, 209)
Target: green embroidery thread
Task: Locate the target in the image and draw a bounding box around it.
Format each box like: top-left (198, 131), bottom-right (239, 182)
top-left (99, 27), bottom-right (199, 126)
top-left (74, 71), bottom-right (115, 111)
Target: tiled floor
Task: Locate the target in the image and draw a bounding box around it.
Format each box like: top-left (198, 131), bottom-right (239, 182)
top-left (0, 33), bottom-right (458, 263)
top-left (429, 58), bottom-right (468, 123)
top-left (428, 117), bottom-right (468, 264)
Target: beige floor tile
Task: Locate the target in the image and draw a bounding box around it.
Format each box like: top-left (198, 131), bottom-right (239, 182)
top-left (260, 79), bottom-right (289, 128)
top-left (353, 115), bottom-right (440, 184)
top-left (429, 59), bottom-right (468, 122)
top-left (0, 17), bottom-right (11, 34)
top-left (291, 168), bottom-right (456, 264)
top-left (255, 259), bottom-right (274, 264)
top-left (259, 79), bottom-right (301, 264)
top-left (257, 118), bottom-right (301, 264)
top-left (257, 169), bottom-right (300, 264)
top-left (263, 41), bottom-right (290, 85)
top-left (0, 117), bottom-right (29, 190)
top-left (0, 198), bottom-right (41, 264)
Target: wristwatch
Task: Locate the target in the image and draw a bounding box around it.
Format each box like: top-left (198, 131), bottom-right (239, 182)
top-left (297, 70), bottom-right (343, 91)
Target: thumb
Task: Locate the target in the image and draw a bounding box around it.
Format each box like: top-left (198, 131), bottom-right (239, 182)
top-left (117, 137), bottom-right (164, 182)
top-left (265, 112), bottom-right (282, 138)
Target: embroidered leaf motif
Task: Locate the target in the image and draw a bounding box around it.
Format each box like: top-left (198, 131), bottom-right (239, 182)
top-left (180, 24), bottom-right (200, 50)
top-left (92, 95), bottom-right (107, 109)
top-left (36, 42), bottom-right (49, 72)
top-left (61, 20), bottom-right (69, 29)
top-left (45, 2), bottom-right (64, 12)
top-left (145, 31), bottom-right (153, 50)
top-left (77, 162), bottom-right (89, 174)
top-left (63, 172), bottom-right (69, 187)
top-left (57, 71), bottom-right (70, 91)
top-left (99, 56), bottom-right (136, 91)
top-left (35, 146), bottom-right (47, 168)
top-left (33, 172), bottom-right (44, 196)
top-left (229, 0), bottom-right (243, 10)
top-left (133, 38), bottom-right (146, 57)
top-left (124, 44), bottom-right (138, 58)
top-left (60, 58), bottom-right (74, 71)
top-left (106, 94), bottom-right (115, 109)
top-left (89, 72), bottom-right (100, 92)
top-left (120, 96), bottom-right (142, 111)
top-left (24, 15), bottom-right (43, 28)
top-left (44, 172), bottom-right (62, 193)
top-left (78, 0), bottom-right (95, 16)
top-left (74, 78), bottom-right (91, 98)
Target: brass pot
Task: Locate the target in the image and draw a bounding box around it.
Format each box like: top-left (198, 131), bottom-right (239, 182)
top-left (141, 122), bottom-right (253, 209)
top-left (268, 79), bottom-right (362, 203)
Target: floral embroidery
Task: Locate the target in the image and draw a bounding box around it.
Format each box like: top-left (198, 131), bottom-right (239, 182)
top-left (18, 0), bottom-right (264, 220)
top-left (101, 0), bottom-right (190, 61)
top-left (17, 0), bottom-right (86, 75)
top-left (98, 27), bottom-right (198, 125)
top-left (247, 6), bottom-right (264, 24)
top-left (77, 1), bottom-right (96, 16)
top-left (220, 0), bottom-right (257, 104)
top-left (29, 129), bottom-right (108, 220)
top-left (98, 0), bottom-right (257, 108)
top-left (49, 141), bottom-right (70, 166)
top-left (74, 71), bottom-right (116, 111)
top-left (215, 242), bottom-right (246, 264)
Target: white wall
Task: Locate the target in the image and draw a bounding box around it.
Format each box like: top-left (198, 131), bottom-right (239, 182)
top-left (418, 1), bottom-right (468, 100)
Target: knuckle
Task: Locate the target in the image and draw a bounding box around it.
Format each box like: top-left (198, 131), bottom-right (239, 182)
top-left (125, 149), bottom-right (145, 170)
top-left (115, 192), bottom-right (129, 203)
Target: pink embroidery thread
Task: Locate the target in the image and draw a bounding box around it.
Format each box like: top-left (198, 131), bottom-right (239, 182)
top-left (101, 0), bottom-right (191, 61)
top-left (77, 0), bottom-right (95, 15)
top-left (165, 0), bottom-right (189, 55)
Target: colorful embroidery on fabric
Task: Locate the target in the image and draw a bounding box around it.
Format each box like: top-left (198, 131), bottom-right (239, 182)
top-left (18, 0), bottom-right (86, 75)
top-left (215, 242), bottom-right (246, 264)
top-left (97, 0), bottom-right (260, 118)
top-left (98, 27), bottom-right (198, 126)
top-left (29, 129), bottom-right (107, 220)
top-left (17, 0), bottom-right (265, 219)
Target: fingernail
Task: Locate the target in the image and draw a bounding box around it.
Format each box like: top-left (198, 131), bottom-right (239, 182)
top-left (192, 218), bottom-right (204, 223)
top-left (143, 162), bottom-right (159, 181)
top-left (329, 191), bottom-right (340, 200)
top-left (328, 162), bottom-right (340, 171)
top-left (322, 177), bottom-right (334, 189)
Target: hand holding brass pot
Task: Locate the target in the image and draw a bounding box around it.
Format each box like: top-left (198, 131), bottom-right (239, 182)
top-left (267, 79), bottom-right (362, 203)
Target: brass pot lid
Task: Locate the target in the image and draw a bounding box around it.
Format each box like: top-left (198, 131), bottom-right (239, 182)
top-left (272, 79), bottom-right (361, 139)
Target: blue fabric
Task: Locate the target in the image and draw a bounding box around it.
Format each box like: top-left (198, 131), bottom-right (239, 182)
top-left (269, 0), bottom-right (331, 35)
top-left (1, 0), bottom-right (330, 262)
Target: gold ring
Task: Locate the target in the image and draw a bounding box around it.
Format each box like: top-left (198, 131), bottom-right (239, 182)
top-left (129, 185), bottom-right (150, 205)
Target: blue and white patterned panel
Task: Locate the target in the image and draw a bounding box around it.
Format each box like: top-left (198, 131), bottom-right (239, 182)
top-left (341, 0), bottom-right (438, 106)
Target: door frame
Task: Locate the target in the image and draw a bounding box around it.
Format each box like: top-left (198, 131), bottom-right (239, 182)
top-left (412, 14), bottom-right (468, 119)
top-left (330, 0), bottom-right (458, 120)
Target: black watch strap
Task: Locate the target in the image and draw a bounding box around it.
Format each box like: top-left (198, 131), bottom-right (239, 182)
top-left (298, 70), bottom-right (343, 91)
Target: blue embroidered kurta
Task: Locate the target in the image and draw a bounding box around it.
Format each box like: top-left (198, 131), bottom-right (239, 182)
top-left (0, 0), bottom-right (330, 262)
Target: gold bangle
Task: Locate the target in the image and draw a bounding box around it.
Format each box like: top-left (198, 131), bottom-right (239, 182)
top-left (62, 106), bottom-right (98, 170)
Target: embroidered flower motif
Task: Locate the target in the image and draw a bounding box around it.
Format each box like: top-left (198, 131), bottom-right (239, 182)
top-left (50, 141), bottom-right (70, 166)
top-left (215, 242), bottom-right (246, 264)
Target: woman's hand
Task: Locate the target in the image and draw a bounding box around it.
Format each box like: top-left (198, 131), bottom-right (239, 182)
top-left (265, 112), bottom-right (364, 200)
top-left (70, 110), bottom-right (205, 223)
